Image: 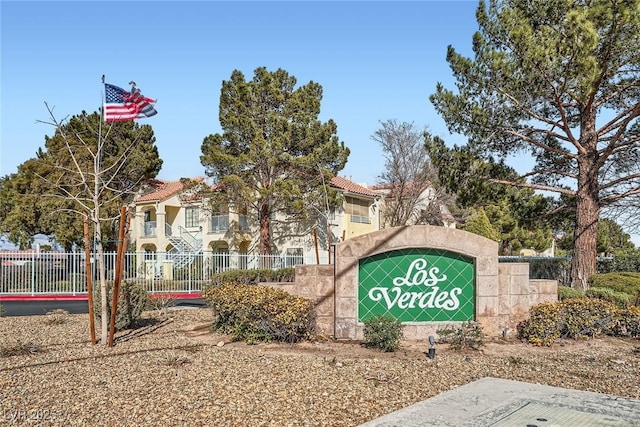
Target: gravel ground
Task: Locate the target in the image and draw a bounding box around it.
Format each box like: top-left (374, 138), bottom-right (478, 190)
top-left (1, 308), bottom-right (639, 426)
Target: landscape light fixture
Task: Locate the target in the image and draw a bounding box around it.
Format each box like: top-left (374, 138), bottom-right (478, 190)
top-left (427, 335), bottom-right (436, 359)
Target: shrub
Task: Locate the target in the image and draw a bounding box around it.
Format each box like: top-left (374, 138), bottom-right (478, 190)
top-left (518, 298), bottom-right (619, 346)
top-left (517, 302), bottom-right (565, 346)
top-left (203, 282), bottom-right (315, 344)
top-left (558, 285), bottom-right (585, 301)
top-left (43, 309), bottom-right (70, 325)
top-left (437, 321), bottom-right (485, 350)
top-left (586, 287), bottom-right (632, 308)
top-left (561, 298), bottom-right (617, 338)
top-left (597, 255), bottom-right (640, 274)
top-left (94, 280), bottom-right (150, 331)
top-left (612, 306), bottom-right (640, 338)
top-left (202, 269), bottom-right (296, 293)
top-left (148, 293), bottom-right (177, 316)
top-left (0, 303), bottom-right (5, 317)
top-left (588, 272), bottom-right (640, 302)
top-left (362, 315), bottom-right (404, 352)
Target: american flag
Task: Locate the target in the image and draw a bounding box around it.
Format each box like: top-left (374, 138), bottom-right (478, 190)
top-left (103, 83), bottom-right (157, 122)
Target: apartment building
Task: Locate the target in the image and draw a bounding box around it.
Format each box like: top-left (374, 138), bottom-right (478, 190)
top-left (129, 176), bottom-right (380, 275)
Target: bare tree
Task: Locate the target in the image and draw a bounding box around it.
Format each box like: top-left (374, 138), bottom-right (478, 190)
top-left (36, 104), bottom-right (161, 344)
top-left (373, 120), bottom-right (453, 227)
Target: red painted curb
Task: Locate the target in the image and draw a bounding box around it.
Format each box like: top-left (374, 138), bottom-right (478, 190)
top-left (0, 295), bottom-right (89, 301)
top-left (0, 292), bottom-right (202, 302)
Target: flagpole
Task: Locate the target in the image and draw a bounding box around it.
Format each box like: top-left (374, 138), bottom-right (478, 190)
top-left (96, 75), bottom-right (105, 343)
top-left (97, 74), bottom-right (104, 239)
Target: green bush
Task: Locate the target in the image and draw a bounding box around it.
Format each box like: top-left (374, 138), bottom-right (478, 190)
top-left (0, 303), bottom-right (5, 317)
top-left (203, 282), bottom-right (315, 344)
top-left (93, 280), bottom-right (151, 331)
top-left (362, 315), bottom-right (404, 352)
top-left (586, 287), bottom-right (632, 308)
top-left (558, 285), bottom-right (585, 301)
top-left (588, 272), bottom-right (640, 304)
top-left (517, 302), bottom-right (564, 346)
top-left (597, 255), bottom-right (640, 274)
top-left (437, 321), bottom-right (485, 350)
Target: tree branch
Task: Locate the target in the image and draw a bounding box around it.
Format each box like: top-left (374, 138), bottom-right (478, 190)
top-left (488, 178), bottom-right (576, 196)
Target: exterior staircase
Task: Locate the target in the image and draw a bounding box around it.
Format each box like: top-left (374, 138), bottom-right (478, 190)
top-left (167, 226), bottom-right (202, 269)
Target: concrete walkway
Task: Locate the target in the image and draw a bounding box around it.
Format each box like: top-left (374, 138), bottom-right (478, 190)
top-left (358, 377), bottom-right (640, 426)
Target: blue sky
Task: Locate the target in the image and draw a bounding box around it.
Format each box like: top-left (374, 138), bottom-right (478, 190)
top-left (1, 0), bottom-right (480, 186)
top-left (3, 1), bottom-right (638, 247)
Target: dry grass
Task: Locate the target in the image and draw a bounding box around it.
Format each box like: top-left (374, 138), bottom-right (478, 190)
top-left (1, 308), bottom-right (639, 426)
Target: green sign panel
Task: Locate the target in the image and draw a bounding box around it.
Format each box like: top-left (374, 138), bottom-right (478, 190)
top-left (358, 248), bottom-right (475, 323)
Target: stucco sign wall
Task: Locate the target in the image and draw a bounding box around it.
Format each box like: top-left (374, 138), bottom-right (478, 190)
top-left (358, 248), bottom-right (475, 323)
top-left (324, 225), bottom-right (557, 340)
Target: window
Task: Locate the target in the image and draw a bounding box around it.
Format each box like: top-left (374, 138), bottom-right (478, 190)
top-left (345, 196), bottom-right (371, 224)
top-left (238, 214), bottom-right (249, 231)
top-left (185, 207), bottom-right (199, 228)
top-left (237, 205), bottom-right (250, 231)
top-left (210, 214), bottom-right (229, 232)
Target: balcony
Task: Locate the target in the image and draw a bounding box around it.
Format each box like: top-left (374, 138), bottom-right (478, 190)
top-left (350, 215), bottom-right (371, 224)
top-left (142, 221), bottom-right (157, 237)
top-left (209, 215), bottom-right (230, 233)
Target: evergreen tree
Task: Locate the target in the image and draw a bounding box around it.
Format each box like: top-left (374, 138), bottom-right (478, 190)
top-left (0, 111), bottom-right (161, 251)
top-left (430, 0), bottom-right (640, 288)
top-left (200, 67), bottom-right (349, 256)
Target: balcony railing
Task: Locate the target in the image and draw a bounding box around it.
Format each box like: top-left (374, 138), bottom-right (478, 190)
top-left (350, 215), bottom-right (371, 224)
top-left (143, 221), bottom-right (157, 237)
top-left (210, 215), bottom-right (230, 233)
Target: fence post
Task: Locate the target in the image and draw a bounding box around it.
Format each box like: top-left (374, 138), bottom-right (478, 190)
top-left (31, 250), bottom-right (35, 296)
top-left (72, 250), bottom-right (77, 295)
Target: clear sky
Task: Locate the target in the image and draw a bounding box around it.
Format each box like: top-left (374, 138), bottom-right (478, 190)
top-left (1, 0), bottom-right (479, 186)
top-left (2, 0), bottom-right (638, 247)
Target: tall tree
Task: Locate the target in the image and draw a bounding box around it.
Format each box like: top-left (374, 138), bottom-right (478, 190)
top-left (425, 134), bottom-right (529, 209)
top-left (425, 134), bottom-right (555, 254)
top-left (200, 67), bottom-right (350, 256)
top-left (430, 0), bottom-right (640, 289)
top-left (373, 120), bottom-right (453, 227)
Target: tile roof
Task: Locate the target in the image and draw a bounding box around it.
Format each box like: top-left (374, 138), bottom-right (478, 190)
top-left (136, 176), bottom-right (377, 202)
top-left (134, 179), bottom-right (200, 203)
top-left (329, 176), bottom-right (379, 198)
top-left (135, 180), bottom-right (184, 202)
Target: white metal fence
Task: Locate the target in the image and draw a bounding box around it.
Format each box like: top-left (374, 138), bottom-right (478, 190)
top-left (0, 250), bottom-right (328, 296)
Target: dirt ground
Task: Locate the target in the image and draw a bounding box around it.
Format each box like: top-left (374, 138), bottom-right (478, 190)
top-left (184, 319), bottom-right (640, 363)
top-left (2, 309), bottom-right (638, 426)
